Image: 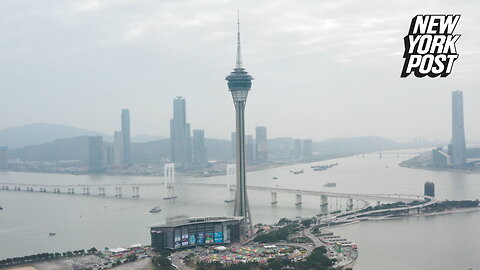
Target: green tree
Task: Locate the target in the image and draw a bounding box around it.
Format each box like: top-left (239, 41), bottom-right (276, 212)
top-left (126, 254), bottom-right (138, 262)
top-left (152, 256), bottom-right (174, 270)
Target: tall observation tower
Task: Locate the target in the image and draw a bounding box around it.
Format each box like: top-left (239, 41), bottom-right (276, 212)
top-left (226, 14), bottom-right (254, 237)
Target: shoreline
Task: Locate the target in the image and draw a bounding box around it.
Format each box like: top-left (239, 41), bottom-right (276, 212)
top-left (399, 150), bottom-right (480, 174)
top-left (324, 207), bottom-right (480, 229)
top-left (4, 146), bottom-right (429, 178)
top-left (3, 159), bottom-right (327, 179)
top-left (399, 163), bottom-right (480, 174)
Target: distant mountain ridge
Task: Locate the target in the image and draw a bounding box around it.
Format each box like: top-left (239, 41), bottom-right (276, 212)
top-left (8, 134), bottom-right (428, 163)
top-left (0, 123), bottom-right (102, 148)
top-left (3, 123), bottom-right (436, 163)
top-left (11, 136), bottom-right (91, 161)
top-left (9, 137), bottom-right (230, 162)
top-left (0, 123), bottom-right (164, 148)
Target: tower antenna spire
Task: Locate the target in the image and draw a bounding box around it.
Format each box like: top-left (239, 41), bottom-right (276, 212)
top-left (236, 10), bottom-right (243, 69)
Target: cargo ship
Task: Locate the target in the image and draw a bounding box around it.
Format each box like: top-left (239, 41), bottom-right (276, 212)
top-left (311, 163), bottom-right (338, 171)
top-left (149, 206), bottom-right (162, 213)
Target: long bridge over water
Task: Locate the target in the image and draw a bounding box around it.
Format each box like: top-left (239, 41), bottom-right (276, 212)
top-left (0, 180), bottom-right (434, 212)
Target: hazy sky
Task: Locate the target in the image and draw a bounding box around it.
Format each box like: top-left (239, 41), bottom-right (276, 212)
top-left (1, 0), bottom-right (479, 142)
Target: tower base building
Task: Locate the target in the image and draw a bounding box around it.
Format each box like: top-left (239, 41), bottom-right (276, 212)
top-left (150, 216), bottom-right (244, 250)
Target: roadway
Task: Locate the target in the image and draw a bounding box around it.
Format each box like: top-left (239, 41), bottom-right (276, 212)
top-left (169, 250), bottom-right (194, 270)
top-left (303, 226), bottom-right (322, 248)
top-left (0, 181), bottom-right (427, 208)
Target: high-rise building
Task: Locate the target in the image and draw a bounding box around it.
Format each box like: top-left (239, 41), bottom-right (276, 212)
top-left (185, 123), bottom-right (192, 166)
top-left (302, 139), bottom-right (313, 158)
top-left (88, 136), bottom-right (104, 173)
top-left (192, 129), bottom-right (207, 168)
top-left (0, 146), bottom-right (8, 169)
top-left (293, 139), bottom-right (302, 158)
top-left (424, 181), bottom-right (435, 197)
top-left (231, 132), bottom-right (237, 159)
top-left (245, 135), bottom-right (254, 163)
top-left (170, 97), bottom-right (191, 169)
top-left (104, 145), bottom-right (114, 166)
top-left (255, 126), bottom-right (268, 162)
top-left (114, 131), bottom-right (124, 165)
top-left (121, 109), bottom-right (131, 165)
top-left (225, 14), bottom-right (254, 236)
top-left (451, 90), bottom-right (467, 168)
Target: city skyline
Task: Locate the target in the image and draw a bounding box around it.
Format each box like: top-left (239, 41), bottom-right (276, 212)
top-left (2, 1), bottom-right (480, 268)
top-left (2, 1), bottom-right (480, 142)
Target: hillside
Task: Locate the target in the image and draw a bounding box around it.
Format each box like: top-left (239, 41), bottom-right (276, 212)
top-left (0, 123), bottom-right (166, 149)
top-left (9, 137), bottom-right (230, 162)
top-left (8, 135), bottom-right (422, 163)
top-left (10, 136), bottom-right (91, 162)
top-left (0, 123), bottom-right (102, 148)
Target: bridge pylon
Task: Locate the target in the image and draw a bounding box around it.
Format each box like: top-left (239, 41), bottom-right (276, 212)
top-left (295, 194), bottom-right (302, 206)
top-left (347, 198), bottom-right (354, 210)
top-left (115, 187), bottom-right (122, 198)
top-left (132, 186), bottom-right (139, 198)
top-left (320, 195), bottom-right (328, 207)
top-left (224, 164), bottom-right (236, 203)
top-left (163, 163), bottom-right (177, 200)
top-left (271, 191), bottom-right (278, 205)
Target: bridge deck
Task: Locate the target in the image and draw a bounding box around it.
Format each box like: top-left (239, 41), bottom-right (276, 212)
top-left (0, 181), bottom-right (429, 203)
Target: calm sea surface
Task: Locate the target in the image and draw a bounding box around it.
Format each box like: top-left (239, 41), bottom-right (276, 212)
top-left (1, 150), bottom-right (479, 269)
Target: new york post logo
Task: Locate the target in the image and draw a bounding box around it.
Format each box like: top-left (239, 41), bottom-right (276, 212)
top-left (401, 15), bottom-right (460, 78)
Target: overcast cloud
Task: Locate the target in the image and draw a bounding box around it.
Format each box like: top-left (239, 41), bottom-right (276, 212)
top-left (1, 0), bottom-right (479, 142)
